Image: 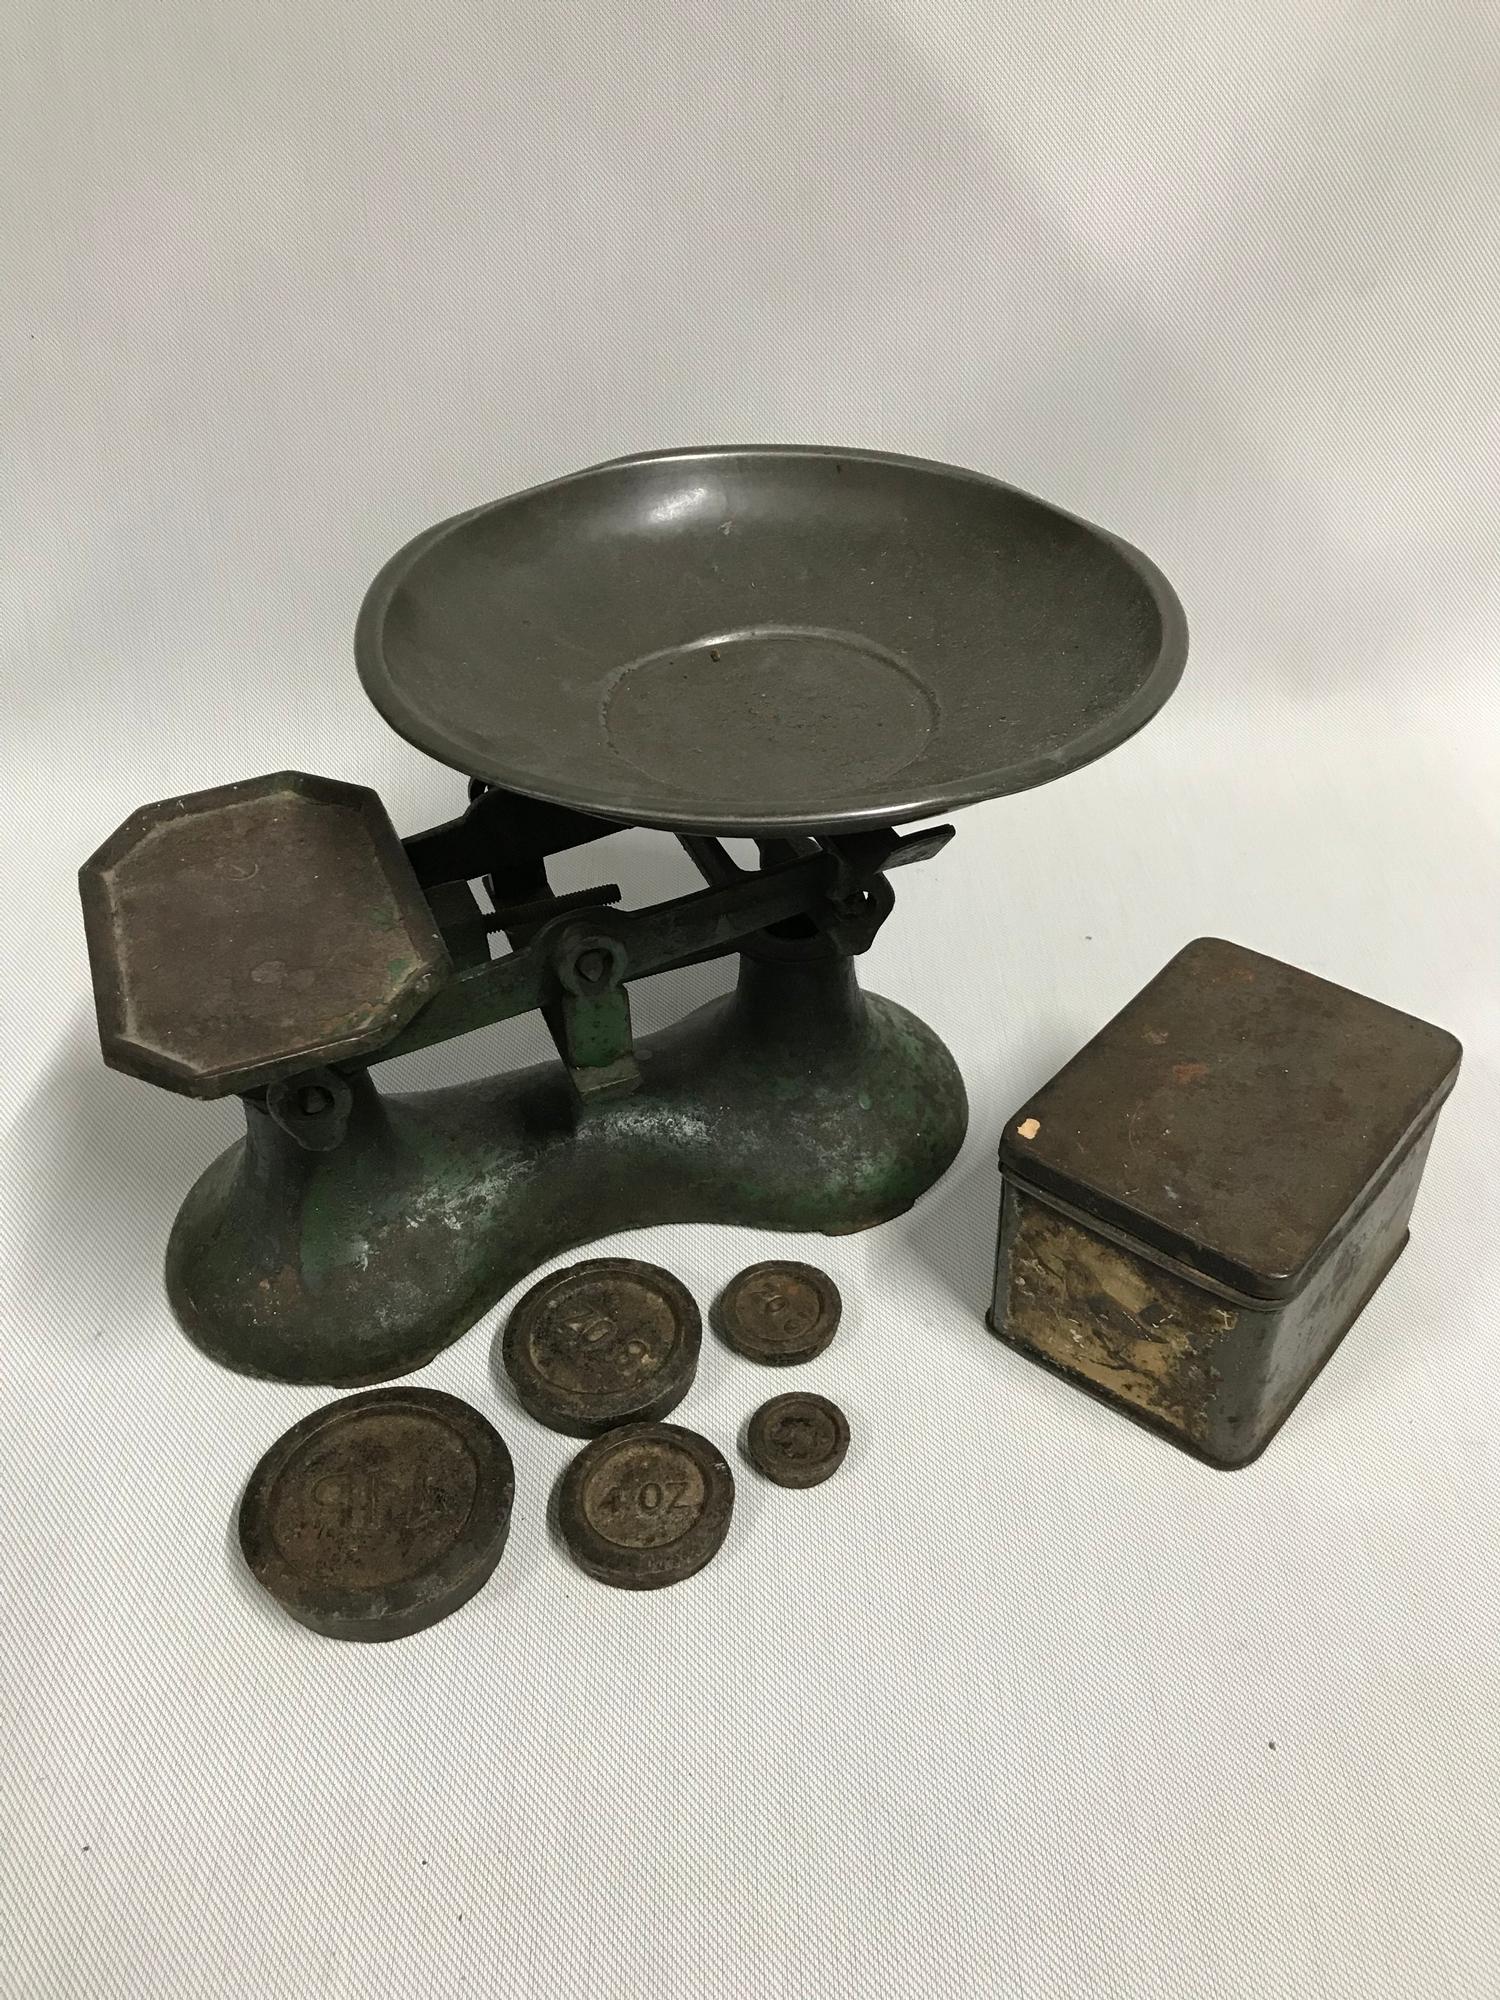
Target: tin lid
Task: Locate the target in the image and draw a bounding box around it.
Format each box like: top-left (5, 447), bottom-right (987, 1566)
top-left (999, 937), bottom-right (1462, 1301)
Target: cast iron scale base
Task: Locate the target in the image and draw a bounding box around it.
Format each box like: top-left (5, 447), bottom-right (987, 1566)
top-left (81, 447), bottom-right (1185, 1385)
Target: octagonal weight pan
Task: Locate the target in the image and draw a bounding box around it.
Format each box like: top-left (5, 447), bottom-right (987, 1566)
top-left (356, 446), bottom-right (1187, 836)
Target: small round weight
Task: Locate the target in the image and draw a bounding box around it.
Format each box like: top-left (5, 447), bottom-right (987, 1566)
top-left (714, 1261), bottom-right (841, 1365)
top-left (557, 1422), bottom-right (734, 1589)
top-left (503, 1259), bottom-right (701, 1437)
top-left (745, 1393), bottom-right (850, 1488)
top-left (238, 1387), bottom-right (514, 1641)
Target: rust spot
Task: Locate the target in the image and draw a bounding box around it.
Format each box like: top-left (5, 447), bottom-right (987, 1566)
top-left (1002, 1195), bottom-right (1237, 1445)
top-left (1173, 1061), bottom-right (1209, 1085)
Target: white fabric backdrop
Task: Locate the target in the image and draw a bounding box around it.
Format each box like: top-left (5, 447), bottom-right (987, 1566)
top-left (3, 3), bottom-right (1498, 1995)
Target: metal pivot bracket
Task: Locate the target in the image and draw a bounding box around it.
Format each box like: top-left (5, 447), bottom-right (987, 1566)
top-left (546, 924), bottom-right (639, 1100)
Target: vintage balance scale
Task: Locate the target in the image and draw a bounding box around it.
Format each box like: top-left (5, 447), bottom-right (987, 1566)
top-left (81, 447), bottom-right (1185, 1386)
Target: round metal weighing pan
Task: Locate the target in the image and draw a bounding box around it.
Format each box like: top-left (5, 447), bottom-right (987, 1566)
top-left (356, 445), bottom-right (1187, 837)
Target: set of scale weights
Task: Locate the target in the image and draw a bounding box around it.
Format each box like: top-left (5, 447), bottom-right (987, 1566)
top-left (238, 1258), bottom-right (848, 1635)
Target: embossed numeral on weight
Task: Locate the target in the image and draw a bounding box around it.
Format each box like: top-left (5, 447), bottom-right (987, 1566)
top-left (559, 1312), bottom-right (650, 1364)
top-left (770, 1416), bottom-right (819, 1457)
top-left (760, 1288), bottom-right (810, 1338)
top-left (601, 1478), bottom-right (691, 1515)
top-left (309, 1469), bottom-right (453, 1531)
top-left (562, 1311), bottom-right (615, 1346)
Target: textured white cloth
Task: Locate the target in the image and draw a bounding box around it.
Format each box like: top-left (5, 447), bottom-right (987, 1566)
top-left (3, 3), bottom-right (1498, 1995)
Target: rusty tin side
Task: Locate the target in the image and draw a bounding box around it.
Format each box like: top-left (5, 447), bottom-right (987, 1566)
top-left (991, 1113), bottom-right (1438, 1467)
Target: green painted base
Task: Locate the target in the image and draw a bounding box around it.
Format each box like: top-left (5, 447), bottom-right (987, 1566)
top-left (166, 951), bottom-right (968, 1384)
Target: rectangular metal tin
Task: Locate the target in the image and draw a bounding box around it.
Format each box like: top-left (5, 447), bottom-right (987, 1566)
top-left (989, 940), bottom-right (1459, 1467)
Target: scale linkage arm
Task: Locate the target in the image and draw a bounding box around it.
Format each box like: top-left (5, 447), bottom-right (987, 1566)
top-left (76, 757), bottom-right (956, 1130)
top-left (365, 822), bottom-right (953, 1076)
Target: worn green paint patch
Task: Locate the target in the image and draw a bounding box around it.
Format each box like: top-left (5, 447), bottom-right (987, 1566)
top-left (165, 956), bottom-right (968, 1385)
